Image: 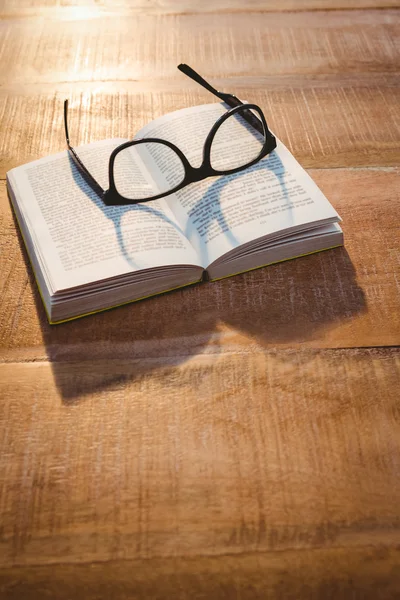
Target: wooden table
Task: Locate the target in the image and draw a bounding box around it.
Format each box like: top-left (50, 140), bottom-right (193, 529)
top-left (0, 1), bottom-right (399, 598)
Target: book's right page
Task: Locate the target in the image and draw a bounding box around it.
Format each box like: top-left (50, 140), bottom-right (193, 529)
top-left (136, 103), bottom-right (341, 269)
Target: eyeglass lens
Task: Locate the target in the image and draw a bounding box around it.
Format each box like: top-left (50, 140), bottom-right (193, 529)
top-left (210, 106), bottom-right (266, 173)
top-left (113, 142), bottom-right (186, 200)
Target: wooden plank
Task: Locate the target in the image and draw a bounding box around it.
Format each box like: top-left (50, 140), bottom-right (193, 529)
top-left (1, 168), bottom-right (399, 357)
top-left (1, 0), bottom-right (399, 17)
top-left (0, 348), bottom-right (399, 566)
top-left (0, 10), bottom-right (398, 86)
top-left (1, 79), bottom-right (399, 176)
top-left (0, 546), bottom-right (400, 599)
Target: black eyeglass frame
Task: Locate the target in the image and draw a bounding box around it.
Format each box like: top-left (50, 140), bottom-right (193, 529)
top-left (64, 65), bottom-right (277, 206)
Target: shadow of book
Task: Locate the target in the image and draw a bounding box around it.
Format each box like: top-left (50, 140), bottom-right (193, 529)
top-left (13, 215), bottom-right (366, 404)
top-left (220, 246), bottom-right (365, 345)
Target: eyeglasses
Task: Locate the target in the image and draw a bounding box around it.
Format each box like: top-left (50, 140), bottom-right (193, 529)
top-left (64, 64), bottom-right (277, 206)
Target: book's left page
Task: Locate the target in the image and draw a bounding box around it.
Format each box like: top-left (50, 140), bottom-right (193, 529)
top-left (7, 139), bottom-right (202, 297)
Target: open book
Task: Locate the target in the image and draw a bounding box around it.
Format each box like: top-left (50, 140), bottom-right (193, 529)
top-left (7, 102), bottom-right (342, 324)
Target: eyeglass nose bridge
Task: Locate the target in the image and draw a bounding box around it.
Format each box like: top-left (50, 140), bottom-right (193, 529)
top-left (184, 163), bottom-right (210, 185)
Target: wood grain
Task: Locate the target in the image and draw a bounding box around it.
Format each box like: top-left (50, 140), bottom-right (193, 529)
top-left (0, 10), bottom-right (398, 86)
top-left (1, 547), bottom-right (400, 599)
top-left (0, 349), bottom-right (399, 563)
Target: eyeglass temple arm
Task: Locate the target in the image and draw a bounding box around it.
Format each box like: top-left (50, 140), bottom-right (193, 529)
top-left (177, 64), bottom-right (238, 104)
top-left (64, 100), bottom-right (105, 198)
top-left (177, 64), bottom-right (272, 138)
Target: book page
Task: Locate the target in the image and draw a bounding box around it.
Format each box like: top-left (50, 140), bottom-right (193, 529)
top-left (8, 139), bottom-right (200, 291)
top-left (135, 103), bottom-right (340, 267)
